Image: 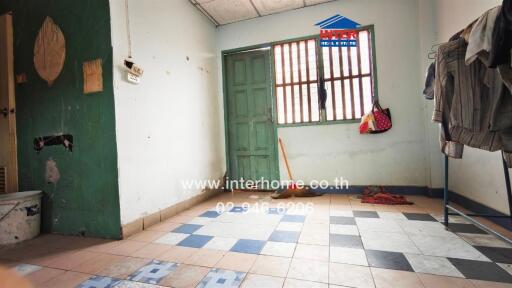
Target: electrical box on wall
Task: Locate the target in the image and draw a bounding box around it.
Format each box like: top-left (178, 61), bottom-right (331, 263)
top-left (124, 59), bottom-right (143, 84)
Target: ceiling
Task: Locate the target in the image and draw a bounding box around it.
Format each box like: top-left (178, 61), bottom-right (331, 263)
top-left (189, 0), bottom-right (336, 26)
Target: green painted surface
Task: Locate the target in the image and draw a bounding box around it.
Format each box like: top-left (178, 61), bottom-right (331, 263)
top-left (225, 50), bottom-right (279, 184)
top-left (0, 0), bottom-right (121, 238)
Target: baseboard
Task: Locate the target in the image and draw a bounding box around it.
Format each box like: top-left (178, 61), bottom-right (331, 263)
top-left (310, 185), bottom-right (428, 195)
top-left (121, 187), bottom-right (224, 239)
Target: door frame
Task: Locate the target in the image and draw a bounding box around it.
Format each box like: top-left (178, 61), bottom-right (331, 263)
top-left (222, 46), bottom-right (280, 184)
top-left (0, 12), bottom-right (17, 193)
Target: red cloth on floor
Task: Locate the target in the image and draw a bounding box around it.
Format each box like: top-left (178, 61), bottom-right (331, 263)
top-left (361, 187), bottom-right (413, 205)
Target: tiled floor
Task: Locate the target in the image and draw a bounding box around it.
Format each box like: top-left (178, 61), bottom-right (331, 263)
top-left (1, 193), bottom-right (512, 288)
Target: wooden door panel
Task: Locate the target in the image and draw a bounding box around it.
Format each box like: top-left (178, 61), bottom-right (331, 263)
top-left (226, 49), bottom-right (278, 184)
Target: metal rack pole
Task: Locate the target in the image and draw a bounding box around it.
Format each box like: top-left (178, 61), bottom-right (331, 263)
top-left (443, 152), bottom-right (512, 245)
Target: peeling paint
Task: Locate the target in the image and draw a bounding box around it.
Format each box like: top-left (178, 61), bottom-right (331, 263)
top-left (45, 158), bottom-right (60, 184)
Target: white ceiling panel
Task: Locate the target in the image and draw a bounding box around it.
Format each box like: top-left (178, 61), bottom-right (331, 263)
top-left (190, 0), bottom-right (336, 26)
top-left (197, 0), bottom-right (259, 25)
top-left (251, 0), bottom-right (303, 16)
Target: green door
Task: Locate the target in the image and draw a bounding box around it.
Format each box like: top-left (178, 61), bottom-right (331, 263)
top-left (225, 49), bottom-right (278, 187)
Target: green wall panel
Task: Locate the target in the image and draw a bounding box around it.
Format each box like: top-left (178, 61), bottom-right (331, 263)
top-left (0, 0), bottom-right (121, 238)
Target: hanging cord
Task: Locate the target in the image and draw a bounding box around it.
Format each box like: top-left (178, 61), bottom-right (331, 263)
top-left (125, 0), bottom-right (132, 59)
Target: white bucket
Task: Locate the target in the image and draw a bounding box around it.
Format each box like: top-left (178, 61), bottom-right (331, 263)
top-left (0, 191), bottom-right (43, 245)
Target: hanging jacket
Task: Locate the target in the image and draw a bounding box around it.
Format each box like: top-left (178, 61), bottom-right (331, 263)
top-left (489, 0), bottom-right (512, 68)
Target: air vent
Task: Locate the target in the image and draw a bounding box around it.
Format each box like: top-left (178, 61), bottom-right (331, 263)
top-left (0, 166), bottom-right (6, 193)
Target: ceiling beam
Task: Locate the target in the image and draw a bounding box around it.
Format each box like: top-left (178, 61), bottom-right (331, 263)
top-left (248, 0), bottom-right (262, 17)
top-left (189, 0), bottom-right (220, 26)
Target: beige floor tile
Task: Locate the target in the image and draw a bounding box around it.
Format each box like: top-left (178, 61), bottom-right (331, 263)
top-left (299, 231), bottom-right (329, 246)
top-left (371, 268), bottom-right (423, 288)
top-left (97, 256), bottom-right (150, 279)
top-left (330, 263), bottom-right (375, 288)
top-left (283, 278), bottom-right (329, 288)
top-left (130, 243), bottom-right (174, 259)
top-left (417, 273), bottom-right (476, 288)
top-left (241, 274), bottom-right (285, 288)
top-left (159, 264), bottom-right (210, 288)
top-left (250, 255), bottom-right (291, 277)
top-left (294, 244), bottom-right (329, 261)
top-left (183, 249), bottom-right (225, 267)
top-left (72, 253), bottom-right (126, 274)
top-left (145, 221), bottom-right (181, 232)
top-left (128, 231), bottom-right (168, 242)
top-left (471, 280), bottom-right (512, 288)
top-left (25, 267), bottom-right (66, 286)
top-left (108, 240), bottom-right (148, 256)
top-left (158, 246), bottom-right (198, 263)
top-left (215, 252), bottom-right (257, 272)
top-left (287, 258), bottom-right (329, 283)
top-left (32, 250), bottom-right (101, 270)
top-left (37, 271), bottom-right (91, 288)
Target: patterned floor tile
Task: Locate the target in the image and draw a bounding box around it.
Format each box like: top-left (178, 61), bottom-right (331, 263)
top-left (230, 207), bottom-right (248, 213)
top-left (172, 224), bottom-right (203, 234)
top-left (269, 231), bottom-right (300, 243)
top-left (260, 241), bottom-right (296, 257)
top-left (128, 260), bottom-right (178, 285)
top-left (241, 274), bottom-right (284, 288)
top-left (299, 231), bottom-right (329, 245)
top-left (448, 258), bottom-right (512, 283)
top-left (114, 280), bottom-right (167, 287)
top-left (282, 215), bottom-right (306, 223)
top-left (77, 276), bottom-right (122, 288)
top-left (330, 224), bottom-right (360, 236)
top-left (405, 253), bottom-right (464, 277)
top-left (177, 234), bottom-right (213, 248)
top-left (353, 210), bottom-right (379, 218)
top-left (474, 246), bottom-right (512, 264)
top-left (200, 211), bottom-right (222, 218)
top-left (197, 268), bottom-right (246, 288)
top-left (159, 264), bottom-right (210, 288)
top-left (330, 247), bottom-right (368, 266)
top-left (188, 217), bottom-right (214, 225)
top-left (403, 213), bottom-right (437, 222)
top-left (267, 207), bottom-right (287, 215)
top-left (330, 234), bottom-right (363, 249)
top-left (365, 250), bottom-right (413, 271)
top-left (330, 216), bottom-right (356, 225)
top-left (447, 223), bottom-right (487, 234)
top-left (155, 232), bottom-right (189, 245)
top-left (230, 239), bottom-right (266, 254)
top-left (203, 237), bottom-right (238, 251)
top-left (329, 263), bottom-right (374, 288)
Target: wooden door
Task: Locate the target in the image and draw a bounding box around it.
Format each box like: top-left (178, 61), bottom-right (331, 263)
top-left (225, 49), bottom-right (279, 187)
top-left (0, 13), bottom-right (17, 193)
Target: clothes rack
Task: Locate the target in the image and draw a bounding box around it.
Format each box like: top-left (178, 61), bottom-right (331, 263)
top-left (443, 152), bottom-right (512, 245)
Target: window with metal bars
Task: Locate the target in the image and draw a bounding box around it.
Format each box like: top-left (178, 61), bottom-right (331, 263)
top-left (273, 28), bottom-right (375, 125)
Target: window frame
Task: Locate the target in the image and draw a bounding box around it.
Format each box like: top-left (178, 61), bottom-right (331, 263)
top-left (273, 25), bottom-right (378, 127)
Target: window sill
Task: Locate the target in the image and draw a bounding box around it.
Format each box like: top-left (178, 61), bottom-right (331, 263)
top-left (276, 119), bottom-right (361, 128)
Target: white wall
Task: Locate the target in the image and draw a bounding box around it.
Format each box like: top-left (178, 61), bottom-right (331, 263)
top-left (110, 0), bottom-right (224, 225)
top-left (432, 0), bottom-right (511, 214)
top-left (217, 0), bottom-right (429, 186)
